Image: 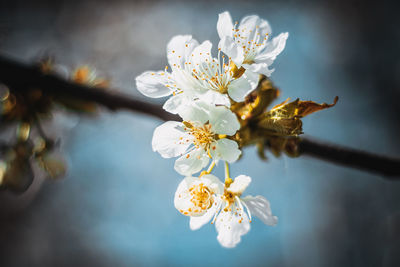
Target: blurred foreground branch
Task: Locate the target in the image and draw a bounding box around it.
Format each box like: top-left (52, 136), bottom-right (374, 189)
top-left (0, 54), bottom-right (399, 179)
top-left (0, 54), bottom-right (178, 122)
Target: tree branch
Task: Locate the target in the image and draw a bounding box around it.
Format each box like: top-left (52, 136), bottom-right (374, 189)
top-left (0, 54), bottom-right (399, 179)
top-left (299, 137), bottom-right (400, 178)
top-left (0, 54), bottom-right (179, 122)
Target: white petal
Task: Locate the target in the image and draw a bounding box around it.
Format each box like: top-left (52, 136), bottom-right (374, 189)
top-left (255, 32), bottom-right (289, 62)
top-left (152, 121), bottom-right (192, 158)
top-left (218, 36), bottom-right (244, 67)
top-left (190, 197), bottom-right (223, 230)
top-left (227, 70), bottom-right (259, 102)
top-left (135, 71), bottom-right (171, 98)
top-left (239, 15), bottom-right (271, 36)
top-left (209, 106), bottom-right (240, 136)
top-left (215, 202), bottom-right (250, 248)
top-left (201, 174), bottom-right (225, 195)
top-left (217, 11), bottom-right (234, 39)
top-left (210, 139), bottom-right (241, 163)
top-left (174, 148), bottom-right (209, 176)
top-left (239, 15), bottom-right (259, 30)
top-left (190, 40), bottom-right (213, 66)
top-left (174, 176), bottom-right (206, 216)
top-left (238, 15), bottom-right (272, 52)
top-left (178, 100), bottom-right (210, 124)
top-left (243, 63), bottom-right (275, 77)
top-left (238, 15), bottom-right (260, 41)
top-left (256, 18), bottom-right (272, 38)
top-left (167, 35), bottom-right (199, 69)
top-left (228, 175), bottom-right (251, 195)
top-left (198, 89), bottom-right (231, 108)
top-left (242, 195), bottom-right (278, 226)
top-left (162, 93), bottom-right (187, 114)
top-left (174, 176), bottom-right (197, 212)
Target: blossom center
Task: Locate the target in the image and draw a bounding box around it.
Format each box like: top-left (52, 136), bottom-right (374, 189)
top-left (223, 189), bottom-right (241, 206)
top-left (189, 183), bottom-right (213, 211)
top-left (189, 52), bottom-right (231, 93)
top-left (188, 124), bottom-right (215, 150)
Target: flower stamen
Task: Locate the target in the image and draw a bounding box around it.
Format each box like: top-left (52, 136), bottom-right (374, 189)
top-left (188, 123), bottom-right (215, 150)
top-left (188, 183), bottom-right (214, 212)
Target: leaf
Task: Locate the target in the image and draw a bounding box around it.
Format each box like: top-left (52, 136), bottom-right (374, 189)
top-left (295, 96), bottom-right (338, 117)
top-left (258, 117), bottom-right (303, 136)
top-left (258, 96), bottom-right (338, 136)
top-left (270, 96), bottom-right (338, 118)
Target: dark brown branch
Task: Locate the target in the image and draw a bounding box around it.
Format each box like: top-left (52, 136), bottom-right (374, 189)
top-left (299, 137), bottom-right (400, 178)
top-left (0, 54), bottom-right (399, 178)
top-left (0, 54), bottom-right (179, 122)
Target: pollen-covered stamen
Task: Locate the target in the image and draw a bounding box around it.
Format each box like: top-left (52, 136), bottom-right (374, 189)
top-left (231, 23), bottom-right (270, 63)
top-left (221, 181), bottom-right (249, 221)
top-left (187, 123), bottom-right (215, 150)
top-left (188, 183), bottom-right (214, 212)
top-left (223, 189), bottom-right (238, 206)
top-left (218, 193), bottom-right (250, 225)
top-left (190, 50), bottom-right (232, 93)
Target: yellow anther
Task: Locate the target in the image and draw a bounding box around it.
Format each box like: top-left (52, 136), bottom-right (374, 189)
top-left (218, 134), bottom-right (227, 139)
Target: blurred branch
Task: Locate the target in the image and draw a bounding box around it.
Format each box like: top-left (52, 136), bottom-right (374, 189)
top-left (0, 54), bottom-right (399, 179)
top-left (0, 54), bottom-right (179, 122)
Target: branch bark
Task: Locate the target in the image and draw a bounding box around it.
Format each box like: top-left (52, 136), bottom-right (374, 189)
top-left (299, 137), bottom-right (400, 178)
top-left (0, 54), bottom-right (399, 178)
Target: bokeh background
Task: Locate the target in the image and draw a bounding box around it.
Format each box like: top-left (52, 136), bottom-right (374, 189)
top-left (1, 0), bottom-right (400, 266)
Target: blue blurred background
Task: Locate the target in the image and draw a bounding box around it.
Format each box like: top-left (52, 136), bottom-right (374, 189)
top-left (1, 0), bottom-right (400, 266)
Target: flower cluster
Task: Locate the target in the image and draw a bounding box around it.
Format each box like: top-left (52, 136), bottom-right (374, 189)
top-left (135, 11), bottom-right (288, 248)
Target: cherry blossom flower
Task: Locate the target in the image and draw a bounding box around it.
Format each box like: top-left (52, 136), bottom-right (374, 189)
top-left (217, 11), bottom-right (288, 77)
top-left (135, 35), bottom-right (259, 109)
top-left (181, 174), bottom-right (278, 248)
top-left (151, 101), bottom-right (241, 176)
top-left (174, 174), bottom-right (224, 217)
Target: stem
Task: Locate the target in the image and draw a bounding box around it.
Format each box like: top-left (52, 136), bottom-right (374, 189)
top-left (200, 161), bottom-right (216, 177)
top-left (224, 162), bottom-right (233, 186)
top-left (224, 161), bottom-right (230, 179)
top-left (207, 161), bottom-right (216, 174)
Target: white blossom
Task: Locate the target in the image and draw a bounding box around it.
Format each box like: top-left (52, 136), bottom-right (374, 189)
top-left (135, 35), bottom-right (259, 110)
top-left (151, 101), bottom-right (241, 176)
top-left (217, 11), bottom-right (288, 77)
top-left (174, 174), bottom-right (224, 217)
top-left (182, 174), bottom-right (278, 248)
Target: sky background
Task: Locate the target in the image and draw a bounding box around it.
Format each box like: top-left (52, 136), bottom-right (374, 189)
top-left (0, 0), bottom-right (400, 266)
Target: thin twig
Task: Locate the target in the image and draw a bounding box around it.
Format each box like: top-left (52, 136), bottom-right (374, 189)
top-left (0, 54), bottom-right (399, 178)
